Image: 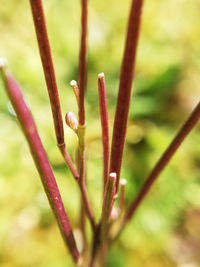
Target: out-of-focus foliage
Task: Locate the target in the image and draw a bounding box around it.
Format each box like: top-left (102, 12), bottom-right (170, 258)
top-left (1, 0), bottom-right (200, 266)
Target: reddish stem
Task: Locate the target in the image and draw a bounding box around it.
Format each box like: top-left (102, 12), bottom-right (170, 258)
top-left (59, 144), bottom-right (79, 180)
top-left (1, 70), bottom-right (80, 263)
top-left (76, 0), bottom-right (95, 230)
top-left (98, 73), bottom-right (110, 191)
top-left (29, 0), bottom-right (63, 145)
top-left (110, 0), bottom-right (144, 192)
top-left (29, 0), bottom-right (79, 180)
top-left (123, 101), bottom-right (200, 226)
top-left (78, 0), bottom-right (88, 125)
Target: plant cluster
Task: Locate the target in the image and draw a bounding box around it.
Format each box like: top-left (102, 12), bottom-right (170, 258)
top-left (0, 0), bottom-right (200, 266)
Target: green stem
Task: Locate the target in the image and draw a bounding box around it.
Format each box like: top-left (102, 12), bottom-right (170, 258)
top-left (78, 123), bottom-right (96, 231)
top-left (100, 173), bottom-right (116, 242)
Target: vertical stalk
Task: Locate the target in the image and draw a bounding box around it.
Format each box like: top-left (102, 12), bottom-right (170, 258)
top-left (76, 149), bottom-right (87, 253)
top-left (77, 0), bottom-right (95, 232)
top-left (95, 173), bottom-right (116, 266)
top-left (89, 225), bottom-right (101, 267)
top-left (78, 0), bottom-right (88, 125)
top-left (70, 80), bottom-right (80, 108)
top-left (79, 201), bottom-right (86, 252)
top-left (78, 124), bottom-right (96, 231)
top-left (29, 0), bottom-right (79, 179)
top-left (68, 82), bottom-right (96, 231)
top-left (0, 68), bottom-right (80, 263)
top-left (110, 0), bottom-right (144, 192)
top-left (100, 173), bottom-right (116, 242)
top-left (119, 178), bottom-right (127, 212)
top-left (98, 73), bottom-right (110, 191)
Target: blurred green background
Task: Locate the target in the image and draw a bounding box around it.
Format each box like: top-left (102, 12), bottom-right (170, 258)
top-left (1, 0), bottom-right (200, 266)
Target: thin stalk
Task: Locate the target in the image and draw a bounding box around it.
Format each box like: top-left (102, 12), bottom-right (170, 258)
top-left (79, 201), bottom-right (86, 252)
top-left (110, 0), bottom-right (144, 192)
top-left (29, 0), bottom-right (63, 145)
top-left (70, 0), bottom-right (90, 222)
top-left (77, 0), bottom-right (89, 222)
top-left (100, 173), bottom-right (116, 242)
top-left (78, 0), bottom-right (88, 125)
top-left (29, 0), bottom-right (79, 179)
top-left (69, 0), bottom-right (91, 225)
top-left (69, 79), bottom-right (95, 230)
top-left (116, 101), bottom-right (200, 238)
top-left (80, 183), bottom-right (95, 229)
top-left (89, 224), bottom-right (101, 267)
top-left (78, 124), bottom-right (96, 231)
top-left (119, 178), bottom-right (127, 212)
top-left (75, 149), bottom-right (87, 255)
top-left (0, 68), bottom-right (80, 264)
top-left (70, 80), bottom-right (80, 108)
top-left (98, 73), bottom-right (110, 192)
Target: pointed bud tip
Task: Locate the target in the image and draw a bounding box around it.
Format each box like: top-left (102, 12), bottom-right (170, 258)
top-left (0, 58), bottom-right (7, 69)
top-left (120, 178), bottom-right (127, 186)
top-left (109, 172), bottom-right (117, 180)
top-left (98, 72), bottom-right (104, 79)
top-left (65, 112), bottom-right (78, 131)
top-left (113, 194), bottom-right (118, 200)
top-left (111, 207), bottom-right (120, 220)
top-left (70, 80), bottom-right (77, 87)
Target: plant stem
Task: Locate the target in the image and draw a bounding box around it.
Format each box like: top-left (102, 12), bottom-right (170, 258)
top-left (78, 124), bottom-right (96, 231)
top-left (80, 201), bottom-right (87, 252)
top-left (58, 143), bottom-right (79, 180)
top-left (76, 148), bottom-right (87, 254)
top-left (78, 0), bottom-right (88, 125)
top-left (89, 225), bottom-right (101, 267)
top-left (29, 0), bottom-right (79, 180)
top-left (70, 80), bottom-right (80, 108)
top-left (98, 73), bottom-right (110, 192)
top-left (100, 173), bottom-right (116, 242)
top-left (110, 0), bottom-right (144, 192)
top-left (1, 69), bottom-right (80, 264)
top-left (116, 101), bottom-right (200, 237)
top-left (119, 178), bottom-right (127, 212)
top-left (77, 0), bottom-right (94, 230)
top-left (65, 86), bottom-right (95, 231)
top-left (29, 0), bottom-right (63, 145)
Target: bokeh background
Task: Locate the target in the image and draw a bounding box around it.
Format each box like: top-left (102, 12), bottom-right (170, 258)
top-left (1, 0), bottom-right (200, 266)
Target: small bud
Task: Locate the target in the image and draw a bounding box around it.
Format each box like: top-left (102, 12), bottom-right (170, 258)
top-left (70, 80), bottom-right (77, 87)
top-left (0, 58), bottom-right (7, 69)
top-left (109, 172), bottom-right (117, 181)
top-left (65, 112), bottom-right (78, 132)
top-left (70, 80), bottom-right (80, 106)
top-left (98, 72), bottom-right (105, 79)
top-left (111, 207), bottom-right (120, 220)
top-left (113, 194), bottom-right (118, 200)
top-left (120, 178), bottom-right (127, 186)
